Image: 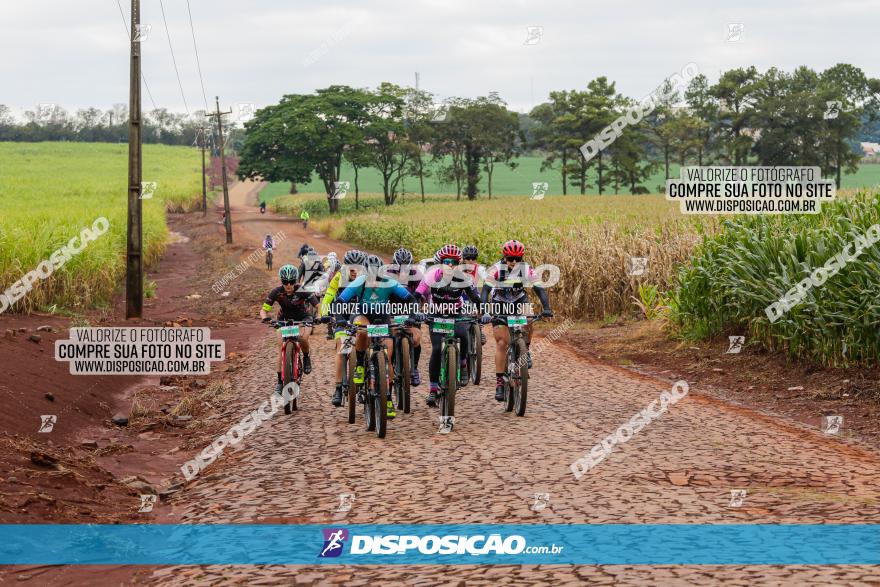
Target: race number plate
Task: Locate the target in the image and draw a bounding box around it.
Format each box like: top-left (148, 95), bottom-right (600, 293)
top-left (392, 315), bottom-right (409, 325)
top-left (432, 318), bottom-right (454, 334)
top-left (367, 324), bottom-right (389, 337)
top-left (507, 316), bottom-right (527, 328)
top-left (279, 326), bottom-right (300, 337)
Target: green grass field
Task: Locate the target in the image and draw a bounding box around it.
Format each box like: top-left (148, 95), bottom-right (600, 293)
top-left (0, 142), bottom-right (203, 314)
top-left (260, 157), bottom-right (880, 201)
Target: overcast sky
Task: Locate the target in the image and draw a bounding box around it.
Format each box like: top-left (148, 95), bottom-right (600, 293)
top-left (3, 0), bottom-right (877, 117)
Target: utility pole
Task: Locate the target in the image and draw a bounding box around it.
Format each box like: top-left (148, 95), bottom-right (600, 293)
top-left (415, 72), bottom-right (420, 91)
top-left (207, 97), bottom-right (233, 243)
top-left (199, 126), bottom-right (207, 216)
top-left (126, 0), bottom-right (143, 319)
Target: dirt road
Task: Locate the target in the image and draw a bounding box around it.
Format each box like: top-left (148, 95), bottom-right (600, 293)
top-left (110, 181), bottom-right (880, 585)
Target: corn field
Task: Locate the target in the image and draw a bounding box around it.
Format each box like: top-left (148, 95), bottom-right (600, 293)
top-left (0, 142), bottom-right (202, 314)
top-left (669, 191), bottom-right (880, 367)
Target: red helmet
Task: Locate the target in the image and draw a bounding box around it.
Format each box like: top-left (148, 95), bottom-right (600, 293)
top-left (435, 244), bottom-right (462, 262)
top-left (502, 240), bottom-right (525, 258)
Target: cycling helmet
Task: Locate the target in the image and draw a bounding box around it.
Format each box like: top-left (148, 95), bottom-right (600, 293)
top-left (392, 247), bottom-right (413, 265)
top-left (365, 254), bottom-right (383, 272)
top-left (326, 251), bottom-right (338, 263)
top-left (343, 249), bottom-right (367, 266)
top-left (265, 234), bottom-right (272, 239)
top-left (436, 244), bottom-right (462, 262)
top-left (462, 245), bottom-right (478, 260)
top-left (501, 240), bottom-right (525, 258)
top-left (278, 264), bottom-right (298, 283)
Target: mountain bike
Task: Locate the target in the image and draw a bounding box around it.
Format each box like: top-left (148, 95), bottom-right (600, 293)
top-left (494, 314), bottom-right (543, 417)
top-left (336, 325), bottom-right (358, 424)
top-left (268, 318), bottom-right (314, 414)
top-left (424, 315), bottom-right (473, 432)
top-left (390, 315), bottom-right (416, 414)
top-left (265, 246), bottom-right (273, 271)
top-left (342, 321), bottom-right (394, 438)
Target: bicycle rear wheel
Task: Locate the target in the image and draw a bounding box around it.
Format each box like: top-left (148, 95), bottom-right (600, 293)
top-left (396, 336), bottom-right (412, 414)
top-left (504, 345), bottom-right (516, 413)
top-left (513, 337), bottom-right (529, 416)
top-left (469, 322), bottom-right (482, 385)
top-left (282, 341), bottom-right (297, 414)
top-left (373, 353), bottom-right (389, 438)
top-left (440, 343), bottom-right (457, 429)
top-left (342, 347), bottom-right (356, 424)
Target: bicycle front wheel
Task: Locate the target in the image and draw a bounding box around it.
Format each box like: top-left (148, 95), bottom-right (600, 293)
top-left (282, 341), bottom-right (297, 414)
top-left (396, 336), bottom-right (412, 413)
top-left (469, 322), bottom-right (482, 385)
top-left (342, 347), bottom-right (356, 424)
top-left (513, 337), bottom-right (529, 417)
top-left (373, 353), bottom-right (389, 438)
top-left (440, 343), bottom-right (457, 427)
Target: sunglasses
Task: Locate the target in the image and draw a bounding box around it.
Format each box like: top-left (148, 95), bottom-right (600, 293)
top-left (281, 279), bottom-right (295, 285)
top-left (505, 256), bottom-right (523, 262)
top-left (463, 256), bottom-right (478, 261)
top-left (441, 258), bottom-right (459, 266)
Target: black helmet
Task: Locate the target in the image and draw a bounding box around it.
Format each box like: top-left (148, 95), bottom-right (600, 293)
top-left (392, 247), bottom-right (413, 265)
top-left (462, 245), bottom-right (478, 260)
top-left (365, 254), bottom-right (383, 272)
top-left (343, 249), bottom-right (367, 266)
top-left (297, 243), bottom-right (313, 258)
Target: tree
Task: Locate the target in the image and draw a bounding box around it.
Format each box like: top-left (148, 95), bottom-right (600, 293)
top-left (711, 66), bottom-right (760, 165)
top-left (684, 74), bottom-right (718, 165)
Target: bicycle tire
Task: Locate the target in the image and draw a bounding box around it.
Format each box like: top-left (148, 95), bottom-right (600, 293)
top-left (469, 322), bottom-right (482, 385)
top-left (374, 352), bottom-right (389, 438)
top-left (282, 341), bottom-right (296, 414)
top-left (514, 337), bottom-right (529, 417)
top-left (343, 347), bottom-right (356, 424)
top-left (504, 342), bottom-right (516, 413)
top-left (397, 336), bottom-right (412, 413)
top-left (440, 342), bottom-right (457, 428)
top-left (364, 352), bottom-right (376, 432)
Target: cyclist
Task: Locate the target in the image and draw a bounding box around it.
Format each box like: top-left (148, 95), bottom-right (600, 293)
top-left (297, 244), bottom-right (325, 293)
top-left (300, 208), bottom-right (310, 228)
top-left (263, 234), bottom-right (274, 250)
top-left (461, 244), bottom-right (487, 345)
top-left (385, 247), bottom-right (424, 387)
top-left (259, 200), bottom-right (267, 213)
top-left (323, 249), bottom-right (369, 406)
top-left (260, 265), bottom-right (319, 394)
top-left (481, 240), bottom-right (553, 402)
top-left (330, 254), bottom-right (415, 418)
top-left (414, 244), bottom-right (482, 407)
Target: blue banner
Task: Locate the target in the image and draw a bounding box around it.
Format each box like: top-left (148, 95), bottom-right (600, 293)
top-left (1, 524), bottom-right (878, 565)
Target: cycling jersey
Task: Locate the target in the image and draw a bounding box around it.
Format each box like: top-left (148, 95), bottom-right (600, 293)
top-left (462, 262), bottom-right (486, 289)
top-left (333, 274), bottom-right (414, 318)
top-left (262, 286), bottom-right (318, 321)
top-left (415, 266), bottom-right (481, 315)
top-left (263, 238), bottom-right (274, 250)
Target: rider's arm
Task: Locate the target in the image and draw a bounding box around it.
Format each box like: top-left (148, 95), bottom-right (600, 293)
top-left (260, 289), bottom-right (279, 321)
top-left (319, 271), bottom-right (342, 317)
top-left (533, 284), bottom-right (551, 313)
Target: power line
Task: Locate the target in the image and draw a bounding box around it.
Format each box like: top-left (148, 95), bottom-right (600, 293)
top-left (115, 0), bottom-right (158, 111)
top-left (186, 0), bottom-right (210, 113)
top-left (158, 0), bottom-right (191, 115)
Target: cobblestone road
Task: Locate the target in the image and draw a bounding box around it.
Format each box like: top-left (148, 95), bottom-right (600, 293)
top-left (146, 327), bottom-right (880, 586)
